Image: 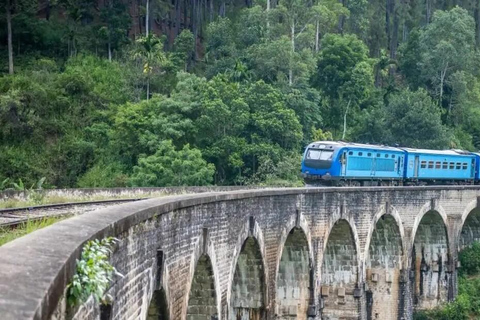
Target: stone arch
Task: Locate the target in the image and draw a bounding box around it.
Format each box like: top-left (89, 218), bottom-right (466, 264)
top-left (186, 254), bottom-right (218, 320)
top-left (182, 228), bottom-right (221, 320)
top-left (230, 236), bottom-right (267, 320)
top-left (275, 212), bottom-right (315, 276)
top-left (411, 210), bottom-right (450, 310)
top-left (275, 227), bottom-right (312, 320)
top-left (147, 288), bottom-right (169, 320)
top-left (365, 214), bottom-right (404, 320)
top-left (459, 199), bottom-right (480, 249)
top-left (320, 219), bottom-right (360, 320)
top-left (363, 205), bottom-right (406, 271)
top-left (227, 217), bottom-right (268, 309)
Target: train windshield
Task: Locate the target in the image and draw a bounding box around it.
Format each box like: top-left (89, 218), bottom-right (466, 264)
top-left (306, 149), bottom-right (333, 161)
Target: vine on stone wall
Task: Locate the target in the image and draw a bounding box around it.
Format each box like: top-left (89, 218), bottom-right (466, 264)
top-left (67, 237), bottom-right (122, 307)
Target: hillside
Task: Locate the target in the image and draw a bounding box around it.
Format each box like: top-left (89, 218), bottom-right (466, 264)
top-left (1, 0), bottom-right (480, 187)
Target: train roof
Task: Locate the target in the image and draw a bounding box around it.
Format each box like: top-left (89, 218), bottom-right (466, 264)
top-left (306, 141), bottom-right (477, 157)
top-left (400, 148), bottom-right (474, 156)
top-left (307, 141), bottom-right (404, 152)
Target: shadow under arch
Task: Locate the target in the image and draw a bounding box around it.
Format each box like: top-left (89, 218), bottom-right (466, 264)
top-left (411, 210), bottom-right (451, 310)
top-left (365, 212), bottom-right (404, 320)
top-left (230, 236), bottom-right (267, 319)
top-left (147, 288), bottom-right (169, 320)
top-left (320, 218), bottom-right (361, 320)
top-left (458, 199), bottom-right (480, 249)
top-left (185, 254), bottom-right (218, 320)
top-left (275, 226), bottom-right (314, 320)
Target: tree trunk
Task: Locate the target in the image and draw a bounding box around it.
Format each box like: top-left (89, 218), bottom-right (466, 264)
top-left (338, 0), bottom-right (345, 33)
top-left (267, 0), bottom-right (270, 30)
top-left (315, 20), bottom-right (320, 52)
top-left (342, 100), bottom-right (351, 140)
top-left (6, 2), bottom-right (13, 75)
top-left (108, 39), bottom-right (112, 61)
top-left (390, 0), bottom-right (399, 59)
top-left (475, 3), bottom-right (480, 48)
top-left (175, 0), bottom-right (181, 36)
top-left (209, 0), bottom-right (213, 22)
top-left (386, 0), bottom-right (391, 52)
top-left (146, 0), bottom-right (150, 36)
top-left (439, 63), bottom-right (448, 107)
top-left (147, 77), bottom-right (150, 101)
top-left (425, 0), bottom-right (431, 24)
top-left (46, 0), bottom-right (51, 20)
top-left (289, 20), bottom-right (295, 86)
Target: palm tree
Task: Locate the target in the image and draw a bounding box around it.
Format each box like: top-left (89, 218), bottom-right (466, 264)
top-left (132, 34), bottom-right (166, 100)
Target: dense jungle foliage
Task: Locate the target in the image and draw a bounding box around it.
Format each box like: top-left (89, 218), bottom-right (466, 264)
top-left (2, 0), bottom-right (480, 187)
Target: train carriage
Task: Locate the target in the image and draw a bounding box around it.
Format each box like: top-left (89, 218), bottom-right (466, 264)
top-left (402, 149), bottom-right (475, 184)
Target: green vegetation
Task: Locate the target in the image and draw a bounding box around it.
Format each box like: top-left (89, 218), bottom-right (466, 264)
top-left (414, 242), bottom-right (480, 320)
top-left (67, 237), bottom-right (120, 306)
top-left (2, 0), bottom-right (480, 187)
top-left (0, 216), bottom-right (65, 246)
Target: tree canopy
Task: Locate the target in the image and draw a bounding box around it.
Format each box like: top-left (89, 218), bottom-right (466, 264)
top-left (1, 0), bottom-right (480, 187)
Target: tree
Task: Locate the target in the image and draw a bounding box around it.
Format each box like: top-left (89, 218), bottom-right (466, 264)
top-left (99, 0), bottom-right (131, 61)
top-left (418, 7), bottom-right (476, 109)
top-left (312, 34), bottom-right (374, 136)
top-left (132, 34), bottom-right (167, 99)
top-left (384, 88), bottom-right (452, 148)
top-left (130, 141), bottom-right (214, 186)
top-left (3, 0), bottom-right (36, 74)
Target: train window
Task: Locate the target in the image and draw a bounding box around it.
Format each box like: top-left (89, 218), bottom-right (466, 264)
top-left (385, 154), bottom-right (388, 158)
top-left (442, 162), bottom-right (448, 169)
top-left (428, 161), bottom-right (434, 169)
top-left (377, 153), bottom-right (380, 157)
top-left (463, 163), bottom-right (468, 170)
top-left (421, 161), bottom-right (427, 168)
top-left (319, 150), bottom-right (333, 160)
top-left (349, 151), bottom-right (353, 155)
top-left (435, 162), bottom-right (441, 169)
top-left (306, 150), bottom-right (321, 160)
top-left (456, 162), bottom-right (461, 170)
top-left (359, 152), bottom-right (363, 156)
top-left (450, 162), bottom-right (455, 169)
top-left (392, 155), bottom-right (395, 158)
top-left (367, 153), bottom-right (372, 157)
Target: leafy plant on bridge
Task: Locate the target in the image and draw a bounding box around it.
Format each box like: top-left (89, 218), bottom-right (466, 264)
top-left (67, 237), bottom-right (122, 307)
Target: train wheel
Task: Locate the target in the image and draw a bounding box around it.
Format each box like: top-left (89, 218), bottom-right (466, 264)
top-left (351, 181), bottom-right (361, 187)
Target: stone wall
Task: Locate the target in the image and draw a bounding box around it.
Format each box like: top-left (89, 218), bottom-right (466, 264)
top-left (2, 187), bottom-right (480, 320)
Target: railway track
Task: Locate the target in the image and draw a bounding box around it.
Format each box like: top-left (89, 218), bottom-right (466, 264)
top-left (0, 198), bottom-right (147, 228)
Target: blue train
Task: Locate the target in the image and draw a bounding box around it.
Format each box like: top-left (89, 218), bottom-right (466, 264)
top-left (301, 141), bottom-right (480, 186)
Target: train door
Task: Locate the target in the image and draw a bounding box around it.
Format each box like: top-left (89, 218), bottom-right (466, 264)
top-left (414, 156), bottom-right (419, 178)
top-left (371, 153), bottom-right (377, 178)
top-left (341, 151), bottom-right (347, 176)
top-left (471, 158), bottom-right (476, 178)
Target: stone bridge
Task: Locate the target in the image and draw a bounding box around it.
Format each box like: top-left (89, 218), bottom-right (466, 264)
top-left (2, 187), bottom-right (480, 320)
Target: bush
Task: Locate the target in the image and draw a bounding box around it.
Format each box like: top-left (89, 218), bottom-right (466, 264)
top-left (77, 162), bottom-right (128, 188)
top-left (130, 141), bottom-right (215, 187)
top-left (459, 241), bottom-right (480, 276)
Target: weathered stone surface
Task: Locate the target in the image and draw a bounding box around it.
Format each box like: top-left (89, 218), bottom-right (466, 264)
top-left (2, 186), bottom-right (480, 320)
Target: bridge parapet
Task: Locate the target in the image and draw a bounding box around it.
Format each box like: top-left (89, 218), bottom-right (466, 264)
top-left (1, 186), bottom-right (479, 320)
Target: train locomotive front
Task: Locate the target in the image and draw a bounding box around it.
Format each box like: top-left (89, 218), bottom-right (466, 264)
top-left (301, 141), bottom-right (406, 186)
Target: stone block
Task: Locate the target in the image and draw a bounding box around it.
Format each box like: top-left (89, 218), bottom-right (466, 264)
top-left (321, 286), bottom-right (330, 297)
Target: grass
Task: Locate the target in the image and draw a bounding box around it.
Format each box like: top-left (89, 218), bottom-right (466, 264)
top-left (0, 216), bottom-right (67, 246)
top-left (0, 190), bottom-right (177, 209)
